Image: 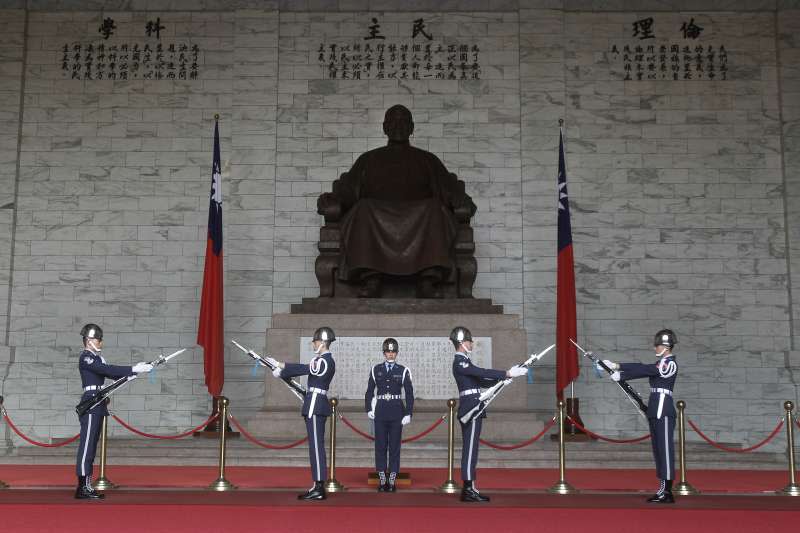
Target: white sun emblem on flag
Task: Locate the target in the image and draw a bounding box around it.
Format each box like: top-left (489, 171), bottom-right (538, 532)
top-left (558, 177), bottom-right (568, 211)
top-left (211, 164), bottom-right (222, 204)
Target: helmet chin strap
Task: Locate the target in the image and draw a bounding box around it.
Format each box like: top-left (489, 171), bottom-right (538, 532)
top-left (314, 343), bottom-right (325, 355)
top-left (462, 344), bottom-right (472, 356)
top-left (655, 347), bottom-right (668, 357)
top-left (87, 339), bottom-right (101, 354)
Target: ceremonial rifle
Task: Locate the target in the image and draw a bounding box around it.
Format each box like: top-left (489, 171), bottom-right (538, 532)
top-left (459, 343), bottom-right (555, 424)
top-left (75, 349), bottom-right (187, 417)
top-left (231, 340), bottom-right (307, 401)
top-left (569, 339), bottom-right (648, 419)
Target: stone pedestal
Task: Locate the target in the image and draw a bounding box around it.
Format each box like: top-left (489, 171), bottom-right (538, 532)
top-left (241, 312), bottom-right (548, 441)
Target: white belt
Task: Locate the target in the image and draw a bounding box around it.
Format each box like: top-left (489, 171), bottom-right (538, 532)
top-left (83, 385), bottom-right (101, 391)
top-left (460, 389), bottom-right (480, 397)
top-left (651, 388), bottom-right (672, 396)
top-left (377, 394), bottom-right (401, 400)
top-left (309, 387), bottom-right (327, 396)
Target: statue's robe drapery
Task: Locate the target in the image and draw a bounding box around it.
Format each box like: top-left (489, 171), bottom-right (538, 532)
top-left (334, 141), bottom-right (461, 281)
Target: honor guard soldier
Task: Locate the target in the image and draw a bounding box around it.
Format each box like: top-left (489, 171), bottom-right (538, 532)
top-left (450, 326), bottom-right (528, 502)
top-left (604, 329), bottom-right (679, 504)
top-left (269, 326), bottom-right (337, 501)
top-left (365, 338), bottom-right (415, 492)
top-left (75, 324), bottom-right (153, 500)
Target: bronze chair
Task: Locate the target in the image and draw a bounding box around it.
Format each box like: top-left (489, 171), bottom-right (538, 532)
top-left (315, 171), bottom-right (477, 299)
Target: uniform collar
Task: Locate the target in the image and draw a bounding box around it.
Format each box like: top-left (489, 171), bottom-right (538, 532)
top-left (455, 351), bottom-right (469, 359)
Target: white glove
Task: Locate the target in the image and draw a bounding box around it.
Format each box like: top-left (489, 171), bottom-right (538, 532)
top-left (132, 362), bottom-right (153, 374)
top-left (603, 360), bottom-right (619, 371)
top-left (610, 371), bottom-right (621, 382)
top-left (367, 411), bottom-right (375, 420)
top-left (264, 356), bottom-right (280, 368)
top-left (507, 365), bottom-right (528, 378)
top-left (401, 415), bottom-right (411, 426)
top-left (272, 367), bottom-right (282, 378)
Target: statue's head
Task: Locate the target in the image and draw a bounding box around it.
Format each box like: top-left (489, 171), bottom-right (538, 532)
top-left (383, 105), bottom-right (414, 142)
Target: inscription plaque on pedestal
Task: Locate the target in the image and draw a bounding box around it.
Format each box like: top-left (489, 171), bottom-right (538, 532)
top-left (299, 336), bottom-right (492, 400)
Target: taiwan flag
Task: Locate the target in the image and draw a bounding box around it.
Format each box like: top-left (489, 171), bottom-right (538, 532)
top-left (197, 118), bottom-right (224, 397)
top-left (556, 127), bottom-right (579, 400)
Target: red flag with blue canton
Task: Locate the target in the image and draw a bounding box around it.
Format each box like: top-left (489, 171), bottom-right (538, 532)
top-left (197, 119), bottom-right (224, 397)
top-left (556, 127), bottom-right (579, 399)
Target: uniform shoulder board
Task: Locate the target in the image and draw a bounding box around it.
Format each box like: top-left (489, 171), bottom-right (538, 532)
top-left (459, 361), bottom-right (470, 368)
top-left (83, 355), bottom-right (95, 364)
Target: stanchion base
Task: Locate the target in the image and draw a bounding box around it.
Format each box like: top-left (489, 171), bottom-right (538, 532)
top-left (93, 477), bottom-right (117, 491)
top-left (208, 477), bottom-right (237, 491)
top-left (547, 480), bottom-right (579, 495)
top-left (779, 482), bottom-right (800, 496)
top-left (324, 479), bottom-right (345, 492)
top-left (438, 480), bottom-right (460, 494)
top-left (674, 481), bottom-right (699, 495)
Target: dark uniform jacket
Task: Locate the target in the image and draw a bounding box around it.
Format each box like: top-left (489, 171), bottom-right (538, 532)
top-left (364, 362), bottom-right (414, 421)
top-left (78, 349), bottom-right (134, 416)
top-left (283, 351), bottom-right (336, 417)
top-left (618, 354), bottom-right (678, 419)
top-left (452, 352), bottom-right (506, 420)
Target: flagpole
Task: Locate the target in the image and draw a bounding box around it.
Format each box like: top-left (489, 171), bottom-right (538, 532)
top-left (195, 113), bottom-right (237, 438)
top-left (554, 118), bottom-right (590, 441)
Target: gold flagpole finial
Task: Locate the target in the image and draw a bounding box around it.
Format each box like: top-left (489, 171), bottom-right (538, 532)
top-left (558, 118), bottom-right (564, 127)
top-left (214, 113), bottom-right (220, 120)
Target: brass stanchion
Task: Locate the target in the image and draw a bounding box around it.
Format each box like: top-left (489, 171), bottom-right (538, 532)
top-left (208, 396), bottom-right (236, 491)
top-left (674, 400), bottom-right (698, 495)
top-left (0, 396), bottom-right (8, 488)
top-left (779, 400), bottom-right (800, 496)
top-left (93, 413), bottom-right (116, 491)
top-left (548, 399), bottom-right (578, 494)
top-left (439, 399), bottom-right (459, 493)
top-left (325, 398), bottom-right (344, 492)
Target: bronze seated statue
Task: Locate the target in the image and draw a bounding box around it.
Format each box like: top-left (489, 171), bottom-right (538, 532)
top-left (315, 105), bottom-right (478, 299)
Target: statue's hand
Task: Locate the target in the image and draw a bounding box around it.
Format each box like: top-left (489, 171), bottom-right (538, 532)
top-left (317, 192), bottom-right (341, 218)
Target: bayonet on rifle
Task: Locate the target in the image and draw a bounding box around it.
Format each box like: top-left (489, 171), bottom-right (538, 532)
top-left (231, 340), bottom-right (307, 401)
top-left (459, 343), bottom-right (555, 424)
top-left (75, 348), bottom-right (187, 417)
top-left (569, 339), bottom-right (648, 419)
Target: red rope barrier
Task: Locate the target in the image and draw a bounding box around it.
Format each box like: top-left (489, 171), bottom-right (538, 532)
top-left (688, 419), bottom-right (784, 453)
top-left (338, 414), bottom-right (448, 444)
top-left (339, 414), bottom-right (374, 441)
top-left (400, 416), bottom-right (446, 443)
top-left (566, 416), bottom-right (651, 443)
top-left (3, 413), bottom-right (80, 447)
top-left (110, 412), bottom-right (219, 440)
top-left (228, 414), bottom-right (308, 450)
top-left (479, 416), bottom-right (557, 450)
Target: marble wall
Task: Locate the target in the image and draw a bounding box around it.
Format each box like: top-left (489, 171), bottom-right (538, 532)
top-left (0, 1), bottom-right (797, 449)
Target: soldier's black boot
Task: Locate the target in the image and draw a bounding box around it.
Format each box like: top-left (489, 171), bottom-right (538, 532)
top-left (377, 471), bottom-right (389, 492)
top-left (460, 480), bottom-right (490, 503)
top-left (298, 481), bottom-right (327, 501)
top-left (387, 471), bottom-right (397, 492)
top-left (74, 476), bottom-right (104, 500)
top-left (647, 479), bottom-right (675, 504)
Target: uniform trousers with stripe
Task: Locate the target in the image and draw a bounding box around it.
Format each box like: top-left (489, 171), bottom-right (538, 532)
top-left (459, 417), bottom-right (483, 481)
top-left (304, 415), bottom-right (328, 482)
top-left (374, 418), bottom-right (402, 473)
top-left (76, 413), bottom-right (102, 477)
top-left (648, 416), bottom-right (675, 480)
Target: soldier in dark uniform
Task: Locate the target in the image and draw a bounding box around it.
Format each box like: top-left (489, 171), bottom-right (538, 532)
top-left (450, 326), bottom-right (528, 502)
top-left (75, 323), bottom-right (153, 500)
top-left (365, 338), bottom-right (414, 492)
top-left (270, 326), bottom-right (337, 501)
top-left (604, 329), bottom-right (679, 504)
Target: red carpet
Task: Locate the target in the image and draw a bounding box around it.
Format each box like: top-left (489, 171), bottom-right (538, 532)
top-left (0, 464), bottom-right (791, 493)
top-left (1, 466), bottom-right (797, 533)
